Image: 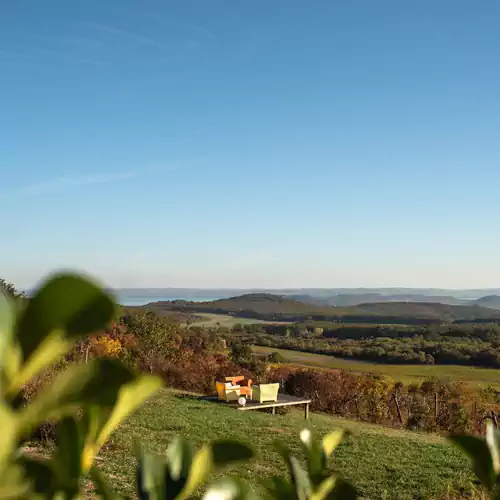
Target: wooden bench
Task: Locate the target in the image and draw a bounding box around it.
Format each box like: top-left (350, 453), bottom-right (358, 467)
top-left (236, 393), bottom-right (312, 419)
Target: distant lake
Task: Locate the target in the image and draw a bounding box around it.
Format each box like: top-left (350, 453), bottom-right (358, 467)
top-left (116, 295), bottom-right (223, 306)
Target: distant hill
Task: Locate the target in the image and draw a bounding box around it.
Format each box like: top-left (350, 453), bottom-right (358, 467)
top-left (147, 293), bottom-right (500, 325)
top-left (472, 295), bottom-right (500, 310)
top-left (113, 287), bottom-right (500, 301)
top-left (354, 302), bottom-right (500, 323)
top-left (290, 293), bottom-right (465, 307)
top-left (150, 293), bottom-right (352, 322)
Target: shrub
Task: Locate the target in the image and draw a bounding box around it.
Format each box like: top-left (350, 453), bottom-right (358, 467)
top-left (268, 351), bottom-right (286, 363)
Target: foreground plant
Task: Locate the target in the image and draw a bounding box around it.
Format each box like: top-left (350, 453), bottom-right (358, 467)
top-left (204, 429), bottom-right (356, 500)
top-left (137, 437), bottom-right (253, 500)
top-left (449, 420), bottom-right (500, 499)
top-left (0, 273), bottom-right (162, 498)
top-left (265, 429), bottom-right (356, 500)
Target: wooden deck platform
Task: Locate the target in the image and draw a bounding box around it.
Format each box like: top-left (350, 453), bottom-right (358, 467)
top-left (204, 394), bottom-right (312, 419)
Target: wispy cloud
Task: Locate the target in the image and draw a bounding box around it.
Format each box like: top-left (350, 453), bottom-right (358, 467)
top-left (83, 22), bottom-right (157, 46)
top-left (35, 47), bottom-right (108, 66)
top-left (1, 45), bottom-right (107, 67)
top-left (11, 172), bottom-right (138, 197)
top-left (2, 167), bottom-right (176, 200)
top-left (82, 21), bottom-right (204, 57)
top-left (162, 20), bottom-right (215, 39)
top-left (30, 34), bottom-right (105, 50)
top-left (0, 47), bottom-right (34, 58)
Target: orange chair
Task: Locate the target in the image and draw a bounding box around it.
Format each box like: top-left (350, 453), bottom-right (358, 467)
top-left (224, 376), bottom-right (252, 398)
top-left (225, 375), bottom-right (245, 385)
top-left (239, 378), bottom-right (253, 399)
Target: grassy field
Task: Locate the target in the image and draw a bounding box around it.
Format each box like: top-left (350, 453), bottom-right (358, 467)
top-left (189, 313), bottom-right (291, 328)
top-left (97, 389), bottom-right (476, 499)
top-left (253, 345), bottom-right (500, 388)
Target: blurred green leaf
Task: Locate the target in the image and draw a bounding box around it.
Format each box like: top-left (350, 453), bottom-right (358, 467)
top-left (91, 467), bottom-right (123, 500)
top-left (288, 456), bottom-right (312, 500)
top-left (322, 431), bottom-right (345, 458)
top-left (167, 437), bottom-right (195, 482)
top-left (181, 445), bottom-right (212, 499)
top-left (275, 440), bottom-right (312, 493)
top-left (274, 431), bottom-right (354, 500)
top-left (16, 455), bottom-right (57, 497)
top-left (17, 273), bottom-right (115, 358)
top-left (203, 477), bottom-right (258, 500)
top-left (262, 476), bottom-right (296, 500)
top-left (80, 405), bottom-right (113, 473)
top-left (2, 341), bottom-right (21, 393)
top-left (0, 404), bottom-right (17, 465)
top-left (6, 273), bottom-right (115, 396)
top-left (0, 463), bottom-right (30, 499)
top-left (53, 417), bottom-right (83, 492)
top-left (325, 478), bottom-right (357, 500)
top-left (210, 440), bottom-right (254, 467)
top-left (449, 435), bottom-right (496, 490)
top-left (82, 376), bottom-right (162, 472)
top-left (299, 436), bottom-right (325, 481)
top-left (137, 447), bottom-right (167, 500)
top-left (180, 440), bottom-right (253, 500)
top-left (486, 421), bottom-right (500, 474)
top-left (6, 332), bottom-right (76, 398)
top-left (312, 475), bottom-right (338, 500)
top-left (163, 437), bottom-right (196, 500)
top-left (0, 291), bottom-right (14, 367)
top-left (274, 441), bottom-right (294, 470)
top-left (18, 359), bottom-right (135, 437)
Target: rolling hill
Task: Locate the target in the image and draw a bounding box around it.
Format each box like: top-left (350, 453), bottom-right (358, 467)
top-left (150, 293), bottom-right (351, 321)
top-left (472, 295), bottom-right (500, 310)
top-left (147, 293), bottom-right (500, 325)
top-left (354, 301), bottom-right (500, 322)
top-left (289, 293), bottom-right (469, 307)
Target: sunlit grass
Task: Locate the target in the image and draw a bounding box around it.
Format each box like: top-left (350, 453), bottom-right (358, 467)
top-left (98, 389), bottom-right (475, 499)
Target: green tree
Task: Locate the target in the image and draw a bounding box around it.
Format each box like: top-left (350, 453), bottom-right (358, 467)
top-left (124, 312), bottom-right (179, 372)
top-left (230, 342), bottom-right (253, 364)
top-left (268, 351), bottom-right (286, 363)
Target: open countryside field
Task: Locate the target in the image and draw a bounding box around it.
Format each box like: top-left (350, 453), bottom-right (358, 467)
top-left (254, 345), bottom-right (500, 388)
top-left (98, 389), bottom-right (474, 499)
top-left (189, 313), bottom-right (291, 328)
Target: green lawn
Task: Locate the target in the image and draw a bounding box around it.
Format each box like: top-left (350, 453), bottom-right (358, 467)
top-left (97, 389), bottom-right (476, 499)
top-left (254, 345), bottom-right (500, 389)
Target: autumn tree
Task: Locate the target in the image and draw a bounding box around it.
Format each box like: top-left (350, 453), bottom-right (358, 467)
top-left (123, 311), bottom-right (180, 372)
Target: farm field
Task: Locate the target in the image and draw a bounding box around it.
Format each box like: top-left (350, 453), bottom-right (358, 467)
top-left (253, 345), bottom-right (500, 388)
top-left (97, 389), bottom-right (474, 499)
top-left (189, 313), bottom-right (291, 328)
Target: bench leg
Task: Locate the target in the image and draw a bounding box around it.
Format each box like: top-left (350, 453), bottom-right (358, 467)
top-left (272, 407), bottom-right (276, 415)
top-left (304, 403), bottom-right (309, 420)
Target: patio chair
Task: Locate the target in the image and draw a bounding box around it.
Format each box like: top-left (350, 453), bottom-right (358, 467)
top-left (238, 378), bottom-right (253, 399)
top-left (215, 381), bottom-right (241, 402)
top-left (225, 375), bottom-right (245, 385)
top-left (252, 383), bottom-right (279, 403)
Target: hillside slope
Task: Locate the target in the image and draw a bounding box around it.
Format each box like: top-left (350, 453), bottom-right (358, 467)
top-left (150, 293), bottom-right (359, 321)
top-left (149, 293), bottom-right (500, 324)
top-left (290, 293), bottom-right (466, 307)
top-left (356, 301), bottom-right (500, 322)
top-left (473, 295), bottom-right (500, 310)
top-left (97, 389), bottom-right (474, 499)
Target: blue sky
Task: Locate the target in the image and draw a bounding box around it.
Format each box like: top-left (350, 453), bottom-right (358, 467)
top-left (1, 1), bottom-right (499, 289)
